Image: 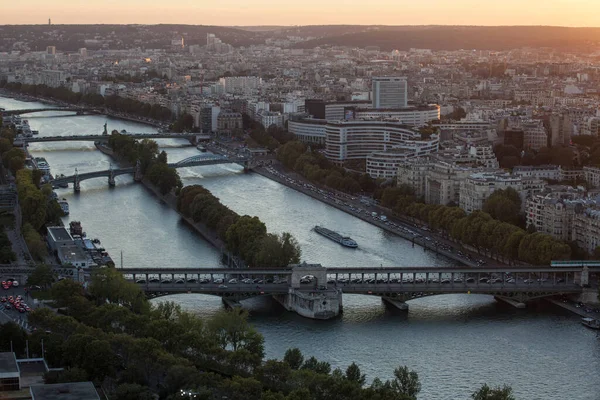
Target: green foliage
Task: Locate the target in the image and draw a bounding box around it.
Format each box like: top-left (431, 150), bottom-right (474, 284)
top-left (277, 140), bottom-right (375, 194)
top-left (27, 264), bottom-right (55, 288)
top-left (178, 185), bottom-right (301, 267)
top-left (2, 147), bottom-right (26, 174)
top-left (22, 223), bottom-right (48, 261)
top-left (44, 367), bottom-right (89, 384)
top-left (0, 229), bottom-right (16, 263)
top-left (472, 384), bottom-right (515, 400)
top-left (107, 132), bottom-right (181, 194)
top-left (482, 188), bottom-right (522, 226)
top-left (0, 322), bottom-right (28, 356)
top-left (171, 113), bottom-right (195, 133)
top-left (89, 267), bottom-right (150, 313)
top-left (346, 362), bottom-right (366, 386)
top-left (284, 348), bottom-right (304, 370)
top-left (392, 366), bottom-right (421, 399)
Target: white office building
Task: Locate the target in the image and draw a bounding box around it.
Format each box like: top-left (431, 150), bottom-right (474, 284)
top-left (372, 76), bottom-right (408, 109)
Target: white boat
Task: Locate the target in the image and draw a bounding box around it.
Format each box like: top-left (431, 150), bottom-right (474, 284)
top-left (58, 199), bottom-right (69, 215)
top-left (197, 144), bottom-right (207, 152)
top-left (581, 317), bottom-right (600, 330)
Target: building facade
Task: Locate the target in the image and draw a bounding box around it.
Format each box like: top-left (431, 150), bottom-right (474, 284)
top-left (372, 76), bottom-right (408, 109)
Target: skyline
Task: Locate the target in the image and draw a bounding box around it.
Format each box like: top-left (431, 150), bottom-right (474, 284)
top-left (1, 0), bottom-right (600, 27)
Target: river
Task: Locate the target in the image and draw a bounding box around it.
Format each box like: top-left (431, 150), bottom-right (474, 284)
top-left (2, 96), bottom-right (599, 400)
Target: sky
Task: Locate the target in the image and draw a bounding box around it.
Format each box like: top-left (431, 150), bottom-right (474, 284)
top-left (1, 0), bottom-right (600, 27)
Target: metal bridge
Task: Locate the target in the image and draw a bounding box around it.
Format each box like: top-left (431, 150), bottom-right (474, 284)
top-left (50, 154), bottom-right (252, 190)
top-left (120, 265), bottom-right (595, 305)
top-left (1, 107), bottom-right (96, 116)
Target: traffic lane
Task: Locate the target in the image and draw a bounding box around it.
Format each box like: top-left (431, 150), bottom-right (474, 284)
top-left (0, 285), bottom-right (37, 321)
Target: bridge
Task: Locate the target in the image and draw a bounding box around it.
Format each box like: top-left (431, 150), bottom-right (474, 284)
top-left (50, 154), bottom-right (253, 191)
top-left (1, 107), bottom-right (96, 116)
top-left (19, 133), bottom-right (210, 144)
top-left (119, 263), bottom-right (597, 319)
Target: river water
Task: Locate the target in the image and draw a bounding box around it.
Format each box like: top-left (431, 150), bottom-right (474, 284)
top-left (3, 97), bottom-right (599, 400)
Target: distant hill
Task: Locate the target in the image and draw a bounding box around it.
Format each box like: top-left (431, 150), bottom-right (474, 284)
top-left (290, 25), bottom-right (600, 51)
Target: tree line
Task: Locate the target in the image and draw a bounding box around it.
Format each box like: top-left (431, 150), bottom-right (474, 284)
top-left (1, 123), bottom-right (63, 261)
top-left (277, 141), bottom-right (378, 194)
top-left (107, 131), bottom-right (182, 195)
top-left (0, 81), bottom-right (173, 121)
top-left (177, 185), bottom-right (301, 268)
top-left (379, 185), bottom-right (571, 265)
top-left (0, 268), bottom-right (516, 400)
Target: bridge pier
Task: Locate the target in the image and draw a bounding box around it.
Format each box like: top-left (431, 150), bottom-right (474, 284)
top-left (382, 296), bottom-right (409, 311)
top-left (73, 175), bottom-right (80, 193)
top-left (494, 296), bottom-right (526, 309)
top-left (134, 160), bottom-right (143, 182)
top-left (222, 298), bottom-right (243, 310)
top-left (108, 170), bottom-right (116, 187)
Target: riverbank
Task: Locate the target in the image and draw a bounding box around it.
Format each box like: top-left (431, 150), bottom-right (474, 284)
top-left (252, 166), bottom-right (479, 267)
top-left (0, 89), bottom-right (164, 128)
top-left (96, 140), bottom-right (227, 250)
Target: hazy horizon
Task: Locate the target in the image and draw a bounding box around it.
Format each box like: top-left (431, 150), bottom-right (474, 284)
top-left (2, 0), bottom-right (600, 27)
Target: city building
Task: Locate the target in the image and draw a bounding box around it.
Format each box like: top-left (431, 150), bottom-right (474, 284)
top-left (459, 172), bottom-right (544, 214)
top-left (217, 111), bottom-right (243, 137)
top-left (584, 166), bottom-right (600, 188)
top-left (323, 120), bottom-right (439, 164)
top-left (372, 76), bottom-right (408, 109)
top-left (513, 165), bottom-right (561, 181)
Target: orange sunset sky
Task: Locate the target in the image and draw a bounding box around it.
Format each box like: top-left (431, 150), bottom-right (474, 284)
top-left (1, 0), bottom-right (599, 26)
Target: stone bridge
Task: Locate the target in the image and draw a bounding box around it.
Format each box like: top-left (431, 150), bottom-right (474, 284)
top-left (50, 154), bottom-right (254, 191)
top-left (20, 133), bottom-right (207, 144)
top-left (1, 107), bottom-right (97, 116)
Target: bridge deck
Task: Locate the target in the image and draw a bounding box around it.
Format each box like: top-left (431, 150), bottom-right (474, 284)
top-left (118, 266), bottom-right (599, 276)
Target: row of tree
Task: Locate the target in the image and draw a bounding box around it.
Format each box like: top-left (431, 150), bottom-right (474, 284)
top-left (380, 186), bottom-right (571, 265)
top-left (277, 141), bottom-right (379, 194)
top-left (107, 131), bottom-right (182, 195)
top-left (0, 230), bottom-right (16, 263)
top-left (0, 267), bottom-right (516, 400)
top-left (177, 185), bottom-right (301, 268)
top-left (0, 81), bottom-right (173, 121)
top-left (493, 144), bottom-right (577, 170)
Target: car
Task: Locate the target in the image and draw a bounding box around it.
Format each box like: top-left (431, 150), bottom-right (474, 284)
top-left (18, 307), bottom-right (25, 313)
top-left (318, 285), bottom-right (327, 290)
top-left (148, 278), bottom-right (159, 283)
top-left (4, 304), bottom-right (10, 310)
top-left (24, 306), bottom-right (31, 312)
top-left (187, 278), bottom-right (198, 283)
top-left (479, 278), bottom-right (489, 283)
top-left (174, 279), bottom-right (185, 284)
top-left (466, 278), bottom-right (475, 283)
top-left (524, 279), bottom-right (534, 284)
top-left (441, 279), bottom-right (451, 284)
top-left (214, 278), bottom-right (224, 284)
top-left (228, 279), bottom-right (238, 284)
top-left (0, 297), bottom-right (5, 302)
top-left (218, 284), bottom-right (228, 289)
top-left (160, 279), bottom-right (172, 284)
top-left (2, 285), bottom-right (8, 290)
top-left (241, 279), bottom-right (252, 284)
top-left (453, 278), bottom-right (463, 283)
top-left (135, 279), bottom-right (146, 284)
top-left (11, 281), bottom-right (18, 288)
top-left (300, 278), bottom-right (311, 284)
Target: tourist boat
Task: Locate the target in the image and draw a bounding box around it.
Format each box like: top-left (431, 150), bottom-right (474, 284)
top-left (581, 317), bottom-right (600, 330)
top-left (34, 157), bottom-right (51, 174)
top-left (313, 226), bottom-right (358, 248)
top-left (58, 199), bottom-right (69, 215)
top-left (31, 130), bottom-right (39, 135)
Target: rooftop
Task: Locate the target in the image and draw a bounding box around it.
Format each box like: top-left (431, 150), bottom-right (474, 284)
top-left (47, 227), bottom-right (72, 242)
top-left (30, 382), bottom-right (100, 400)
top-left (0, 352), bottom-right (19, 375)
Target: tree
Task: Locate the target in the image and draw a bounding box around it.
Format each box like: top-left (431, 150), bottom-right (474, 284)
top-left (482, 188), bottom-right (522, 227)
top-left (0, 322), bottom-right (28, 356)
top-left (115, 383), bottom-right (156, 400)
top-left (392, 366), bottom-right (421, 399)
top-left (27, 264), bottom-right (55, 288)
top-left (472, 384), bottom-right (515, 400)
top-left (284, 348), bottom-right (304, 370)
top-left (345, 362), bottom-right (366, 386)
top-left (89, 267), bottom-right (150, 313)
top-left (207, 309), bottom-right (264, 358)
top-left (50, 279), bottom-right (85, 308)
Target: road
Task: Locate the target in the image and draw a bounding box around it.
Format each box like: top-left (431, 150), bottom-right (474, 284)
top-left (0, 284), bottom-right (38, 331)
top-left (253, 163), bottom-right (490, 267)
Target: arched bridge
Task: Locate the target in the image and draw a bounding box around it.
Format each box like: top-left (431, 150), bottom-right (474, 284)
top-left (1, 107), bottom-right (97, 116)
top-left (118, 264), bottom-right (596, 318)
top-left (21, 133), bottom-right (204, 143)
top-left (50, 154), bottom-right (252, 190)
